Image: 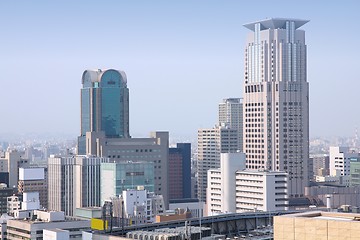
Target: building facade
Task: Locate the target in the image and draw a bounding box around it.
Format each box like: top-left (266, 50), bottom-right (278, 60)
top-left (0, 184), bottom-right (16, 215)
top-left (77, 69), bottom-right (130, 154)
top-left (350, 157), bottom-right (360, 186)
top-left (48, 156), bottom-right (109, 216)
top-left (100, 161), bottom-right (154, 204)
top-left (219, 98), bottom-right (243, 152)
top-left (207, 152), bottom-right (246, 215)
top-left (0, 150), bottom-right (29, 189)
top-left (235, 170), bottom-right (288, 212)
top-left (18, 167), bottom-right (47, 209)
top-left (329, 146), bottom-right (358, 176)
top-left (243, 18), bottom-right (309, 198)
top-left (85, 131), bottom-right (170, 207)
top-left (197, 126), bottom-right (238, 202)
top-left (6, 210), bottom-right (89, 239)
top-left (312, 155), bottom-right (330, 176)
top-left (168, 143), bottom-right (191, 200)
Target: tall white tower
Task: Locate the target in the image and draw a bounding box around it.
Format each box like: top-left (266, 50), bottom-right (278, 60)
top-left (243, 18), bottom-right (309, 198)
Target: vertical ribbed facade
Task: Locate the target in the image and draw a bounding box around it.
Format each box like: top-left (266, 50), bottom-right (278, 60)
top-left (48, 156), bottom-right (109, 216)
top-left (243, 18), bottom-right (309, 197)
top-left (197, 126), bottom-right (238, 202)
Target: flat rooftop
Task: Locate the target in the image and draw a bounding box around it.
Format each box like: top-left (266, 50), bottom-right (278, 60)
top-left (277, 211), bottom-right (360, 222)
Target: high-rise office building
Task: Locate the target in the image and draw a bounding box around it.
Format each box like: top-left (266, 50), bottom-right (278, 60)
top-left (77, 69), bottom-right (130, 154)
top-left (197, 126), bottom-right (238, 202)
top-left (243, 18), bottom-right (309, 197)
top-left (48, 155), bottom-right (109, 216)
top-left (168, 143), bottom-right (191, 200)
top-left (219, 98), bottom-right (243, 152)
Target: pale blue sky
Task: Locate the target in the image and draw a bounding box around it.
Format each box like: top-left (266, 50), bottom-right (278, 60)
top-left (0, 1), bottom-right (359, 140)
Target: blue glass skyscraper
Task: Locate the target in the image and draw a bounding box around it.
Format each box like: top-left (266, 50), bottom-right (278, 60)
top-left (78, 69), bottom-right (130, 154)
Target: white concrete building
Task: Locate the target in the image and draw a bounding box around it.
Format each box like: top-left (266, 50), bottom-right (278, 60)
top-left (21, 192), bottom-right (40, 211)
top-left (329, 146), bottom-right (358, 176)
top-left (207, 152), bottom-right (246, 215)
top-left (197, 126), bottom-right (238, 202)
top-left (43, 229), bottom-right (70, 240)
top-left (235, 170), bottom-right (288, 212)
top-left (243, 18), bottom-right (310, 198)
top-left (6, 210), bottom-right (89, 239)
top-left (7, 195), bottom-right (20, 216)
top-left (105, 187), bottom-right (165, 225)
top-left (48, 155), bottom-right (109, 216)
top-left (219, 98), bottom-right (243, 152)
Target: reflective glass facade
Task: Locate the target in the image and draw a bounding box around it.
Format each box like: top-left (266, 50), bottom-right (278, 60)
top-left (101, 161), bottom-right (155, 202)
top-left (78, 69), bottom-right (130, 154)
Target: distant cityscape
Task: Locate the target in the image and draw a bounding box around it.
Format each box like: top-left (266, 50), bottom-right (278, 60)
top-left (1, 17), bottom-right (360, 240)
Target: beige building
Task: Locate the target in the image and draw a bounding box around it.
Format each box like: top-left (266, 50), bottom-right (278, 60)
top-left (197, 126), bottom-right (238, 202)
top-left (48, 156), bottom-right (109, 216)
top-left (243, 18), bottom-right (310, 198)
top-left (0, 150), bottom-right (28, 188)
top-left (274, 211), bottom-right (360, 240)
top-left (218, 98), bottom-right (243, 152)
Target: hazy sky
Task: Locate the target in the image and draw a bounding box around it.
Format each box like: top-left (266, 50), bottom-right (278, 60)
top-left (0, 1), bottom-right (359, 140)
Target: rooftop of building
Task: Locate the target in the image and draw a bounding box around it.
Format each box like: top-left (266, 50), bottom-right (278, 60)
top-left (277, 211), bottom-right (360, 222)
top-left (243, 18), bottom-right (309, 31)
top-left (169, 198), bottom-right (200, 204)
top-left (236, 169), bottom-right (287, 175)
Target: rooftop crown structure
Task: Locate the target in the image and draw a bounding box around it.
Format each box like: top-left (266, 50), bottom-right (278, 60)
top-left (77, 69), bottom-right (130, 154)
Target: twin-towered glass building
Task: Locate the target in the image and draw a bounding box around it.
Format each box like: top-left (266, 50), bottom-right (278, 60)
top-left (78, 69), bottom-right (130, 154)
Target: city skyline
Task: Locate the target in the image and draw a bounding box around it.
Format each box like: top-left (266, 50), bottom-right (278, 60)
top-left (1, 1), bottom-right (360, 140)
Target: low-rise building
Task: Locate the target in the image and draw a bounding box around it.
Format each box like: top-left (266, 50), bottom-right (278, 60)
top-left (274, 211), bottom-right (360, 239)
top-left (7, 195), bottom-right (20, 216)
top-left (104, 187), bottom-right (164, 226)
top-left (155, 208), bottom-right (192, 222)
top-left (0, 184), bottom-right (16, 215)
top-left (235, 170), bottom-right (288, 212)
top-left (18, 167), bottom-right (47, 209)
top-left (169, 199), bottom-right (204, 218)
top-left (6, 210), bottom-right (90, 239)
top-left (315, 175), bottom-right (350, 186)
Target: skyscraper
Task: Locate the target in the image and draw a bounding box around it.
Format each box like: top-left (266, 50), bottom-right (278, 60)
top-left (243, 18), bottom-right (309, 197)
top-left (219, 98), bottom-right (243, 152)
top-left (77, 69), bottom-right (130, 155)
